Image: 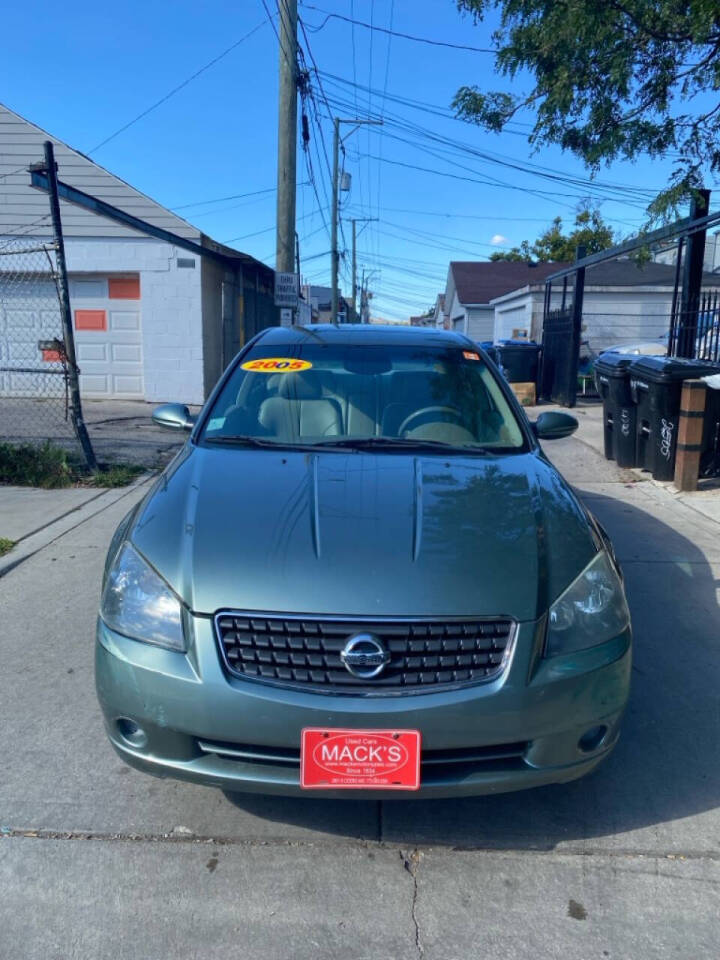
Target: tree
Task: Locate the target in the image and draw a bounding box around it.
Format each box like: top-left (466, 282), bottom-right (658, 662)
top-left (453, 1), bottom-right (720, 219)
top-left (490, 208), bottom-right (616, 261)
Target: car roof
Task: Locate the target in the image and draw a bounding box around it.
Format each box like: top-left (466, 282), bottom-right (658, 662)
top-left (257, 323), bottom-right (474, 348)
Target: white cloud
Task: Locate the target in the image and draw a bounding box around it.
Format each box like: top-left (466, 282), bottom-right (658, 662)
top-left (491, 234), bottom-right (508, 246)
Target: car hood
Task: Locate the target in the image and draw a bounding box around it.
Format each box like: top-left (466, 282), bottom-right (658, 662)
top-left (131, 445), bottom-right (596, 621)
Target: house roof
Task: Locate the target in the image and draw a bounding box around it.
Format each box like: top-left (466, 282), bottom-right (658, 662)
top-left (0, 103), bottom-right (272, 274)
top-left (0, 102), bottom-right (203, 240)
top-left (582, 259), bottom-right (719, 287)
top-left (450, 260), bottom-right (571, 305)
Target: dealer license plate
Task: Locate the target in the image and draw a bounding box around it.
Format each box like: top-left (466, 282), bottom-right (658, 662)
top-left (300, 728), bottom-right (421, 790)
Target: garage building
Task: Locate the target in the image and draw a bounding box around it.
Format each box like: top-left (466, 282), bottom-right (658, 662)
top-left (0, 103), bottom-right (277, 405)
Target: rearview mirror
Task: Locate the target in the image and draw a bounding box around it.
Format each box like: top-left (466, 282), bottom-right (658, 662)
top-left (532, 411), bottom-right (578, 440)
top-left (152, 403), bottom-right (195, 431)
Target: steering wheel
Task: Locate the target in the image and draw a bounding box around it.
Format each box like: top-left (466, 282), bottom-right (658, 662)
top-left (398, 406), bottom-right (464, 436)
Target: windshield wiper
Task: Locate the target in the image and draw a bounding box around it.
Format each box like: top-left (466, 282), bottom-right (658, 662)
top-left (203, 435), bottom-right (309, 450)
top-left (312, 436), bottom-right (489, 453)
top-left (204, 434), bottom-right (499, 454)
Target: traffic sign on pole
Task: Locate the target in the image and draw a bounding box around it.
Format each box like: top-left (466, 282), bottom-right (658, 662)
top-left (275, 271), bottom-right (299, 308)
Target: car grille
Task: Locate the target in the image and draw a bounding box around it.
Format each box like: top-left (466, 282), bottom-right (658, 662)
top-left (215, 614), bottom-right (515, 694)
top-left (198, 738), bottom-right (529, 781)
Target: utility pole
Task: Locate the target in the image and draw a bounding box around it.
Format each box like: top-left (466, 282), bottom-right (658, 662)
top-left (43, 141), bottom-right (97, 471)
top-left (351, 217), bottom-right (356, 322)
top-left (331, 118), bottom-right (383, 324)
top-left (331, 117), bottom-right (340, 324)
top-left (351, 217), bottom-right (377, 321)
top-left (361, 269), bottom-right (380, 324)
top-left (275, 0), bottom-right (298, 277)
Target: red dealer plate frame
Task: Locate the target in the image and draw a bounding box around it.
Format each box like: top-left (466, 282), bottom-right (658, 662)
top-left (300, 728), bottom-right (421, 790)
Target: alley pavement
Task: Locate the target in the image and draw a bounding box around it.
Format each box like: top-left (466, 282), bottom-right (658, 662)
top-left (1, 430), bottom-right (719, 959)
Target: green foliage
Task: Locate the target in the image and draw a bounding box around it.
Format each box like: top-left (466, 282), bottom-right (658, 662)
top-left (88, 464), bottom-right (144, 488)
top-left (0, 442), bottom-right (73, 488)
top-left (0, 538), bottom-right (15, 558)
top-left (0, 441), bottom-right (144, 489)
top-left (490, 208), bottom-right (616, 261)
top-left (454, 0), bottom-right (720, 220)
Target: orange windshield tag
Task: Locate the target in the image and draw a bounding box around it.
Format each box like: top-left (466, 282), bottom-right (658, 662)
top-left (241, 358), bottom-right (312, 373)
top-left (463, 351), bottom-right (480, 361)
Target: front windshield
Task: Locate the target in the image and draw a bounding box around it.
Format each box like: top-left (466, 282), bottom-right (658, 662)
top-left (199, 341), bottom-right (526, 451)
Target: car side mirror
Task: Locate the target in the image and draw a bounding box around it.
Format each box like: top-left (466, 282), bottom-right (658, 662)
top-left (532, 411), bottom-right (578, 440)
top-left (152, 403), bottom-right (195, 431)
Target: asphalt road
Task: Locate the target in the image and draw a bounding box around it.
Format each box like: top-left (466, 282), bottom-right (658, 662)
top-left (1, 436), bottom-right (718, 959)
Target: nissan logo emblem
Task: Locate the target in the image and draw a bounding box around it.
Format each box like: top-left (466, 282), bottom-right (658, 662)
top-left (340, 634), bottom-right (390, 679)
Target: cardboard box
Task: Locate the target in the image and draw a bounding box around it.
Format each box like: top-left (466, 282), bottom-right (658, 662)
top-left (510, 382), bottom-right (536, 406)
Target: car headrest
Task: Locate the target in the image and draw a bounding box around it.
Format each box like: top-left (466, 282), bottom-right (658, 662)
top-left (277, 371), bottom-right (322, 400)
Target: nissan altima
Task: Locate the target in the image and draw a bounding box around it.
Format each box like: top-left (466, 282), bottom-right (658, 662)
top-left (95, 324), bottom-right (631, 797)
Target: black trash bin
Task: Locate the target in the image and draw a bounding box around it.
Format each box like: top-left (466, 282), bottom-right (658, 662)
top-left (594, 353), bottom-right (638, 467)
top-left (477, 340), bottom-right (497, 364)
top-left (495, 341), bottom-right (541, 383)
top-left (629, 356), bottom-right (720, 481)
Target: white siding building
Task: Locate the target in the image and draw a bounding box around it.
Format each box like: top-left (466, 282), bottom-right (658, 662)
top-left (442, 261), bottom-right (567, 341)
top-left (489, 260), bottom-right (719, 350)
top-left (0, 103), bottom-right (276, 405)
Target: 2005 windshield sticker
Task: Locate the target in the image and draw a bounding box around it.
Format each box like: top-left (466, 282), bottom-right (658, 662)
top-left (241, 358), bottom-right (313, 373)
top-left (463, 350), bottom-right (480, 361)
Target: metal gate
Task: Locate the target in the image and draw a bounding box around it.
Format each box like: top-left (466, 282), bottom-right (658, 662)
top-left (539, 256), bottom-right (585, 408)
top-left (540, 193), bottom-right (720, 407)
top-left (539, 305), bottom-right (579, 407)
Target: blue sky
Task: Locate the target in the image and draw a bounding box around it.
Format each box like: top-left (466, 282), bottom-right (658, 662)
top-left (1, 0), bottom-right (682, 320)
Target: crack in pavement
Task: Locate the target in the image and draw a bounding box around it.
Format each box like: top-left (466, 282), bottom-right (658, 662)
top-left (0, 829), bottom-right (718, 862)
top-left (400, 849), bottom-right (424, 959)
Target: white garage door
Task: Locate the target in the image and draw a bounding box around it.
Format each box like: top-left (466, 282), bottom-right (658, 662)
top-left (70, 275), bottom-right (144, 399)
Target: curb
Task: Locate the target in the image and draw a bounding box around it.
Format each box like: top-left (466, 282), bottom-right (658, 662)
top-left (0, 472), bottom-right (154, 579)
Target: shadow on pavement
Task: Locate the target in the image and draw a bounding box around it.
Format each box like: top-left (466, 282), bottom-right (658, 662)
top-left (224, 489), bottom-right (720, 849)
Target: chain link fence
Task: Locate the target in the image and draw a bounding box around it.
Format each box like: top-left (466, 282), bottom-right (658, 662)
top-left (0, 238), bottom-right (81, 452)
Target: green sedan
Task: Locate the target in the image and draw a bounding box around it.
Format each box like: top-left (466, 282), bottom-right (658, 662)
top-left (95, 324), bottom-right (631, 797)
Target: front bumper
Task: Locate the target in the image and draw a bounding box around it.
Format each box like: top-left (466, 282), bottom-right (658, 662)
top-left (95, 615), bottom-right (631, 799)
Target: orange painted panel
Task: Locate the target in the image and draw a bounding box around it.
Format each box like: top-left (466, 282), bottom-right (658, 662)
top-left (75, 309), bottom-right (107, 331)
top-left (108, 277), bottom-right (140, 299)
top-left (42, 349), bottom-right (63, 362)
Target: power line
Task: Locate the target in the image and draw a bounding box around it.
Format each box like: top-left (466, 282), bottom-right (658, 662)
top-left (300, 4), bottom-right (495, 53)
top-left (319, 71), bottom-right (658, 204)
top-left (0, 214), bottom-right (53, 248)
top-left (345, 204), bottom-right (584, 223)
top-left (171, 187), bottom-right (278, 211)
top-left (87, 18), bottom-right (271, 154)
top-left (0, 165), bottom-right (29, 182)
top-left (375, 0), bottom-right (394, 244)
top-left (223, 206), bottom-right (327, 244)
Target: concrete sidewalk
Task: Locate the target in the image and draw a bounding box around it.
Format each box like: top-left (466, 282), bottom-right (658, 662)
top-left (0, 475), bottom-right (154, 578)
top-left (529, 398), bottom-right (720, 525)
top-left (0, 433), bottom-right (718, 959)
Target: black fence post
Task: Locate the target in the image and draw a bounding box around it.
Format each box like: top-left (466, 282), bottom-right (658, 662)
top-left (567, 245), bottom-right (586, 408)
top-left (677, 188), bottom-right (711, 358)
top-left (43, 140), bottom-right (97, 471)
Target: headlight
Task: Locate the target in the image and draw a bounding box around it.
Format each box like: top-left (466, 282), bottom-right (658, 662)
top-left (100, 543), bottom-right (185, 651)
top-left (545, 550), bottom-right (630, 657)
